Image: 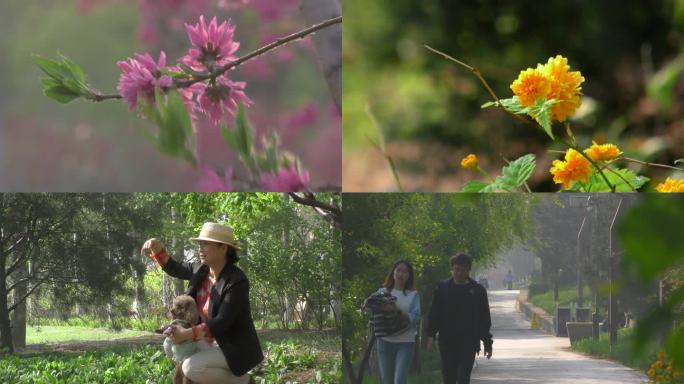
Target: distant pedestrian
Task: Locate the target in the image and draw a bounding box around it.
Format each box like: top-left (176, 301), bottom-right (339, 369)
top-left (503, 270), bottom-right (514, 290)
top-left (365, 260), bottom-right (422, 384)
top-left (426, 254), bottom-right (493, 384)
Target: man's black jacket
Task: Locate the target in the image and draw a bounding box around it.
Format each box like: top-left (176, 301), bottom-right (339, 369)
top-left (426, 278), bottom-right (493, 352)
top-left (163, 257), bottom-right (264, 376)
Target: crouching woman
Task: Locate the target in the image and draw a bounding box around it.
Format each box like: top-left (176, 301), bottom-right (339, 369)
top-left (142, 222), bottom-right (263, 384)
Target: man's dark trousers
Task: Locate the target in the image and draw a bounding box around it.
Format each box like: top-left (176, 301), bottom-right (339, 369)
top-left (439, 343), bottom-right (476, 384)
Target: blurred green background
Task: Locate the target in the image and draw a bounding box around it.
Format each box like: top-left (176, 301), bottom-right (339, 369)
top-left (0, 0), bottom-right (340, 191)
top-left (342, 0), bottom-right (684, 191)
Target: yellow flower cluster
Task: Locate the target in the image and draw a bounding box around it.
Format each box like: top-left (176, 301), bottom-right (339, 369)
top-left (647, 351), bottom-right (682, 383)
top-left (550, 142), bottom-right (624, 189)
top-left (461, 154), bottom-right (478, 170)
top-left (549, 149), bottom-right (592, 188)
top-left (510, 55), bottom-right (585, 122)
top-left (656, 178), bottom-right (684, 193)
top-left (584, 142), bottom-right (622, 162)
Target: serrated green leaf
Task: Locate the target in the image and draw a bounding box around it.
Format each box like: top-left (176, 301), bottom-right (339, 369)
top-left (494, 154), bottom-right (536, 191)
top-left (585, 168), bottom-right (648, 192)
top-left (481, 101), bottom-right (497, 109)
top-left (58, 52), bottom-right (86, 84)
top-left (527, 98), bottom-right (557, 139)
top-left (44, 86), bottom-right (80, 104)
top-left (33, 55), bottom-right (68, 80)
top-left (498, 96), bottom-right (527, 114)
top-left (462, 180), bottom-right (489, 192)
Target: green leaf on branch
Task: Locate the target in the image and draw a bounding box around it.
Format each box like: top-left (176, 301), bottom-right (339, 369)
top-left (675, 159), bottom-right (684, 165)
top-left (490, 97), bottom-right (557, 139)
top-left (234, 104), bottom-right (254, 159)
top-left (44, 86), bottom-right (81, 104)
top-left (585, 168), bottom-right (648, 192)
top-left (527, 98), bottom-right (557, 139)
top-left (33, 53), bottom-right (92, 104)
top-left (462, 180), bottom-right (490, 192)
top-left (150, 89), bottom-right (196, 165)
top-left (491, 154), bottom-right (536, 191)
top-left (481, 101), bottom-right (497, 109)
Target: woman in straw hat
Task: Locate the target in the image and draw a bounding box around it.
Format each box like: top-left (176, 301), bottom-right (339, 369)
top-left (141, 222), bottom-right (263, 384)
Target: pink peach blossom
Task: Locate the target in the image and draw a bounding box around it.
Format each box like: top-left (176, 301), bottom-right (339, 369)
top-left (260, 165), bottom-right (310, 192)
top-left (117, 52), bottom-right (171, 110)
top-left (180, 15), bottom-right (240, 71)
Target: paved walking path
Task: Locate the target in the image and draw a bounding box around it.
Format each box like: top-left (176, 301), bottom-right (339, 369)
top-left (471, 290), bottom-right (647, 384)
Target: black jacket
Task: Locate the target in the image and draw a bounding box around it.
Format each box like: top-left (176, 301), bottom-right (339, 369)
top-left (163, 258), bottom-right (264, 376)
top-left (426, 278), bottom-right (493, 352)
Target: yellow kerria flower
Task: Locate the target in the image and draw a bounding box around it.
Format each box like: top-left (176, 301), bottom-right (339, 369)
top-left (510, 68), bottom-right (551, 107)
top-left (648, 368), bottom-right (656, 378)
top-left (584, 142), bottom-right (622, 162)
top-left (538, 55), bottom-right (585, 122)
top-left (657, 351), bottom-right (666, 360)
top-left (549, 149), bottom-right (592, 188)
top-left (461, 154), bottom-right (478, 170)
top-left (656, 178), bottom-right (684, 192)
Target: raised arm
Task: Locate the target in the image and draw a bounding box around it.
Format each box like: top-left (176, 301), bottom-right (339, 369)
top-left (141, 238), bottom-right (195, 280)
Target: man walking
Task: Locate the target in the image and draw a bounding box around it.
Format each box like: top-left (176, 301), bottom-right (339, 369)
top-left (426, 254), bottom-right (493, 384)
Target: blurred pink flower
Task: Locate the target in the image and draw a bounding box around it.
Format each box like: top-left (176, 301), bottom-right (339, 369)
top-left (117, 52), bottom-right (172, 110)
top-left (286, 103), bottom-right (318, 131)
top-left (260, 165), bottom-right (310, 192)
top-left (181, 15), bottom-right (240, 71)
top-left (194, 77), bottom-right (253, 126)
top-left (196, 166), bottom-right (233, 191)
top-left (252, 0), bottom-right (298, 21)
top-left (217, 0), bottom-right (250, 9)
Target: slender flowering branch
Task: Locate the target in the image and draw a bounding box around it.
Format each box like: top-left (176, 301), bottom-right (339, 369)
top-left (175, 15), bottom-right (342, 88)
top-left (424, 44), bottom-right (537, 129)
top-left (89, 16), bottom-right (342, 101)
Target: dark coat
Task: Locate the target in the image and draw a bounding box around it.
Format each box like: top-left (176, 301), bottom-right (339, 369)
top-left (426, 278), bottom-right (493, 352)
top-left (163, 258), bottom-right (264, 376)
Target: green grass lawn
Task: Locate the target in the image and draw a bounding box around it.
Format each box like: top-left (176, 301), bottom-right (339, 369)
top-left (528, 285), bottom-right (598, 316)
top-left (571, 327), bottom-right (655, 372)
top-left (27, 325), bottom-right (153, 345)
top-left (8, 327), bottom-right (341, 384)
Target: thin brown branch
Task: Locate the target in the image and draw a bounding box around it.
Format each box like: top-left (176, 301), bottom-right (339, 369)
top-left (288, 193), bottom-right (341, 227)
top-left (424, 44), bottom-right (539, 129)
top-left (175, 16), bottom-right (342, 88)
top-left (622, 157), bottom-right (684, 172)
top-left (89, 16), bottom-right (342, 102)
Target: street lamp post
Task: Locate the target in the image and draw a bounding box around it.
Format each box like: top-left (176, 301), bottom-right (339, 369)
top-left (608, 197), bottom-right (623, 349)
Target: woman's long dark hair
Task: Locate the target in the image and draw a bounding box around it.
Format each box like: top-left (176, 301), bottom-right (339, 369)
top-left (226, 245), bottom-right (239, 265)
top-left (382, 259), bottom-right (415, 294)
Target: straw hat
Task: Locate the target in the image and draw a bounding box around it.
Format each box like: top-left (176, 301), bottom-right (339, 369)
top-left (190, 223), bottom-right (241, 250)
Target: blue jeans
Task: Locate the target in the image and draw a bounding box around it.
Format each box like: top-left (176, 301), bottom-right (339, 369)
top-left (377, 339), bottom-right (415, 384)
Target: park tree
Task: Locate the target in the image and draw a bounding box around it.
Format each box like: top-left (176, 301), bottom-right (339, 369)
top-left (0, 193), bottom-right (163, 352)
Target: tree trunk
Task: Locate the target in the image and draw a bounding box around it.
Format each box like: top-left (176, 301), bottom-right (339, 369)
top-left (299, 0), bottom-right (342, 113)
top-left (10, 256), bottom-right (28, 350)
top-left (0, 250), bottom-right (14, 353)
top-left (132, 265), bottom-right (146, 318)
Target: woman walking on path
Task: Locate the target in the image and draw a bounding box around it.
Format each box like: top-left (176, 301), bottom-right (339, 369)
top-left (141, 222), bottom-right (263, 384)
top-left (369, 260), bottom-right (422, 384)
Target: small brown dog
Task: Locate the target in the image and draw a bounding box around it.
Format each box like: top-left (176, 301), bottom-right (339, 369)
top-left (155, 295), bottom-right (200, 384)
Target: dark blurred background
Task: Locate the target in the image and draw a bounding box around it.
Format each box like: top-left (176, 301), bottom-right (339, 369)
top-left (342, 0), bottom-right (684, 191)
top-left (0, 0), bottom-right (341, 191)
